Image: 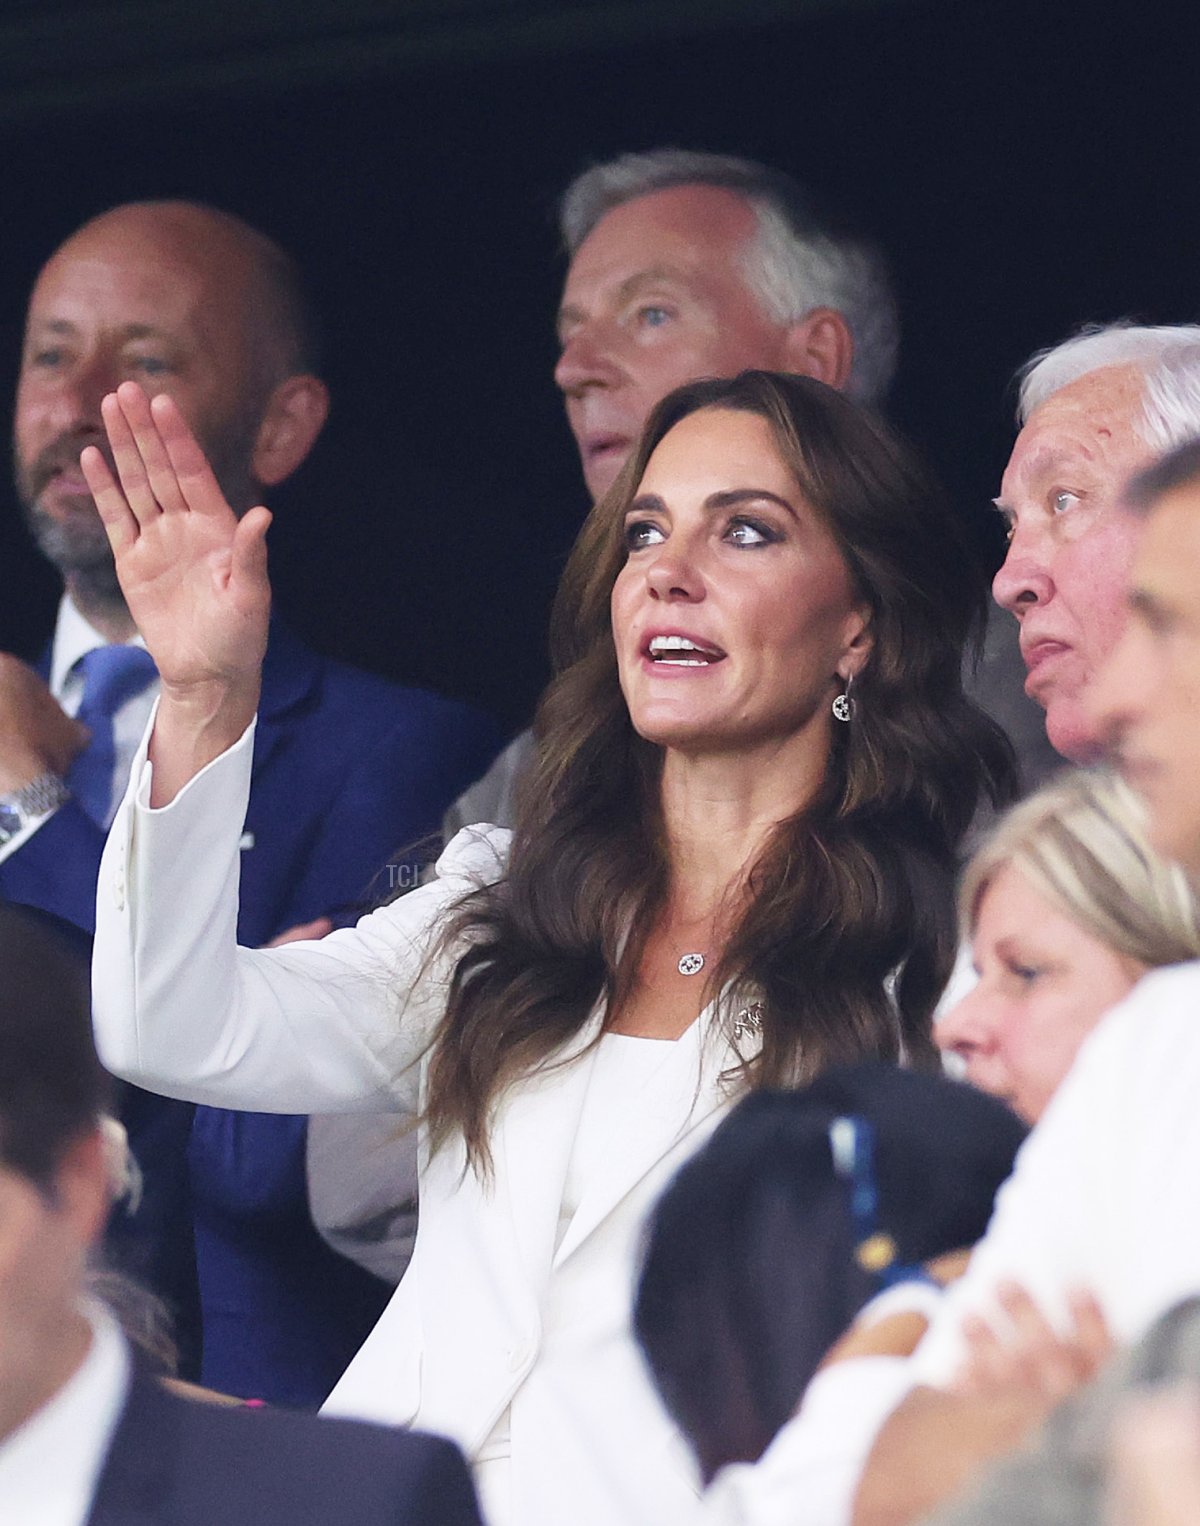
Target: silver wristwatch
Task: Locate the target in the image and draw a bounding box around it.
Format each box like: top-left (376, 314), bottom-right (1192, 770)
top-left (0, 771), bottom-right (71, 846)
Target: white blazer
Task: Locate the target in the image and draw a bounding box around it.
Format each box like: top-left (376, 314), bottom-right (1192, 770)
top-left (92, 718), bottom-right (747, 1526)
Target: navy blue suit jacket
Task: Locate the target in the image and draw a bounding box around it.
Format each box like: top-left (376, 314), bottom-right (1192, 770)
top-left (0, 620), bottom-right (502, 1406)
top-left (86, 1374), bottom-right (484, 1526)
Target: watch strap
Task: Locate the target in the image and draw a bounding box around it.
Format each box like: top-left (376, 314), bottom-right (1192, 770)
top-left (0, 771), bottom-right (71, 845)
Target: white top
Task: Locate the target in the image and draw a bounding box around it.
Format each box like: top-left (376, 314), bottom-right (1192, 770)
top-left (92, 714), bottom-right (746, 1526)
top-left (0, 1301), bottom-right (130, 1526)
top-left (480, 1030), bottom-right (703, 1526)
top-left (560, 1031), bottom-right (695, 1238)
top-left (0, 595), bottom-right (155, 864)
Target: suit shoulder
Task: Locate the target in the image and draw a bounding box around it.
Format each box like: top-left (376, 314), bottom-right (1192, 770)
top-left (101, 1379), bottom-right (482, 1525)
top-left (312, 656), bottom-right (498, 738)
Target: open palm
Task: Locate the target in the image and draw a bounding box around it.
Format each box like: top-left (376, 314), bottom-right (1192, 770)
top-left (82, 382), bottom-right (271, 691)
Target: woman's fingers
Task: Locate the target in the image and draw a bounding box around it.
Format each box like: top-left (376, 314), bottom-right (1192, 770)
top-left (230, 506), bottom-right (273, 598)
top-left (80, 444), bottom-right (139, 555)
top-left (101, 386), bottom-right (178, 525)
top-left (98, 383), bottom-right (239, 527)
top-left (114, 383), bottom-right (190, 514)
top-left (150, 391), bottom-right (236, 518)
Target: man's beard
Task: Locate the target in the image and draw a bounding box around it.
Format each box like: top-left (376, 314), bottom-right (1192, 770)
top-left (14, 412), bottom-right (263, 613)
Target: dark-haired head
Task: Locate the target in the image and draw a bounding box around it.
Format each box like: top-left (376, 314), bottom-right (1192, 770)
top-left (424, 373), bottom-right (1015, 1169)
top-left (634, 1062), bottom-right (1026, 1481)
top-left (0, 903), bottom-right (107, 1193)
top-left (555, 371), bottom-right (1013, 837)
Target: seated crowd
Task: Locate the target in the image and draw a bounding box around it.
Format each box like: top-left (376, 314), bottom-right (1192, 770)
top-left (2, 145), bottom-right (1200, 1526)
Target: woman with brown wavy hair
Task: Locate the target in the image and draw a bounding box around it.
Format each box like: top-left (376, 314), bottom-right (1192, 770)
top-left (89, 371), bottom-right (1012, 1526)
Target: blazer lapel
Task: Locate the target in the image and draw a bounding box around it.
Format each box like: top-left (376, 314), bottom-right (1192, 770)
top-left (551, 1007), bottom-right (741, 1268)
top-left (497, 1008), bottom-right (604, 1291)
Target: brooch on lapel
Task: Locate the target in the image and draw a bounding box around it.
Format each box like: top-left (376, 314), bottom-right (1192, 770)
top-left (732, 1001), bottom-right (765, 1043)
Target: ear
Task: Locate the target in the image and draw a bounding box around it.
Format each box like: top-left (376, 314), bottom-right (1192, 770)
top-left (250, 374), bottom-right (330, 489)
top-left (780, 308), bottom-right (855, 393)
top-left (52, 1128), bottom-right (112, 1250)
top-left (837, 606), bottom-right (874, 684)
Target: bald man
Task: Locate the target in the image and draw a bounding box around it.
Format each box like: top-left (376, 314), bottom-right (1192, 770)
top-left (0, 202), bottom-right (500, 1406)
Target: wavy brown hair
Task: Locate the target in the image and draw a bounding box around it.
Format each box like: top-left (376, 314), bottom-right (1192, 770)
top-left (425, 372), bottom-right (1015, 1168)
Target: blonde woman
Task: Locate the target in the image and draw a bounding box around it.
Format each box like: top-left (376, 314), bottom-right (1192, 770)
top-left (938, 768), bottom-right (1200, 1126)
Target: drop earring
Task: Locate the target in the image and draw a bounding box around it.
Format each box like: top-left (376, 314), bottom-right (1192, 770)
top-left (832, 672), bottom-right (855, 723)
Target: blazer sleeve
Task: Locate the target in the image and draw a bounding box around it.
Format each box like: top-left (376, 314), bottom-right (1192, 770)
top-left (92, 711), bottom-right (510, 1116)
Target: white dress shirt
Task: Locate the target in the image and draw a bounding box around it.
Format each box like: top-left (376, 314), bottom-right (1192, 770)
top-left (0, 596), bottom-right (155, 865)
top-left (0, 1300), bottom-right (130, 1526)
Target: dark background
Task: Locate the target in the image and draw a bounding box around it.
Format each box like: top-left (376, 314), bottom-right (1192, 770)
top-left (0, 0), bottom-right (1195, 734)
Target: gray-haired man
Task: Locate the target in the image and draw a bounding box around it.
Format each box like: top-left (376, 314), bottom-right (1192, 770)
top-left (448, 148), bottom-right (901, 833)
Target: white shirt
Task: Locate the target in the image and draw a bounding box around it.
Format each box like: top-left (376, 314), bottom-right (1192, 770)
top-left (0, 597), bottom-right (155, 864)
top-left (0, 1301), bottom-right (130, 1526)
top-left (912, 960), bottom-right (1200, 1384)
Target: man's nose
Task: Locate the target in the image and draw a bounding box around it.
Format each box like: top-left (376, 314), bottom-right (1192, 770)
top-left (992, 525), bottom-right (1054, 616)
top-left (44, 356), bottom-right (114, 436)
top-left (554, 322), bottom-right (624, 396)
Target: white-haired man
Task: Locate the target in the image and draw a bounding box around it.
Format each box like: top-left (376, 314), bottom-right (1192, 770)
top-left (689, 329), bottom-right (1200, 1526)
top-left (992, 323), bottom-right (1200, 762)
top-left (837, 435), bottom-right (1200, 1526)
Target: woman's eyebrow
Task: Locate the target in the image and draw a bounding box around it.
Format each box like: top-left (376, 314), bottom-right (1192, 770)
top-left (706, 488), bottom-right (799, 522)
top-left (626, 488), bottom-right (799, 521)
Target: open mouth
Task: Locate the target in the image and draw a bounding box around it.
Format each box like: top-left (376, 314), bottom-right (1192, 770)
top-left (644, 635), bottom-right (726, 667)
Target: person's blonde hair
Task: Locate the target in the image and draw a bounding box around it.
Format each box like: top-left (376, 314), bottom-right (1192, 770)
top-left (961, 769), bottom-right (1200, 969)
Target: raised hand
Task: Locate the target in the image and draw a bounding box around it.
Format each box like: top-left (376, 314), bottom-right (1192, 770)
top-left (82, 382), bottom-right (271, 694)
top-left (82, 383), bottom-right (271, 803)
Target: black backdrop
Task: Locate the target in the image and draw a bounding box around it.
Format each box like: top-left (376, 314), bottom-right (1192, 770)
top-left (0, 0), bottom-right (1196, 734)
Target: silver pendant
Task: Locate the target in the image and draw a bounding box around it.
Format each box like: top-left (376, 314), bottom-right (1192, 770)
top-left (677, 952), bottom-right (705, 976)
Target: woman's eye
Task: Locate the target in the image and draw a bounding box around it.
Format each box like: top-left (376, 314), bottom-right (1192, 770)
top-left (636, 305), bottom-right (673, 329)
top-left (131, 356), bottom-right (171, 376)
top-left (1051, 490), bottom-right (1080, 515)
top-left (1005, 960), bottom-right (1042, 986)
top-left (623, 520), bottom-right (665, 551)
top-left (725, 518), bottom-right (776, 547)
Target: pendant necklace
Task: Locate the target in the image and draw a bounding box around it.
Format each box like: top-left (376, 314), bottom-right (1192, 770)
top-left (676, 951), bottom-right (705, 977)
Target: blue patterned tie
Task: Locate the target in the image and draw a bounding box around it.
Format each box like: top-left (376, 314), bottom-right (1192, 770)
top-left (66, 645), bottom-right (159, 827)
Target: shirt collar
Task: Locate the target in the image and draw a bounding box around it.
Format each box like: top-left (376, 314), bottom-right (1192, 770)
top-left (50, 596), bottom-right (147, 698)
top-left (0, 1299), bottom-right (131, 1526)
